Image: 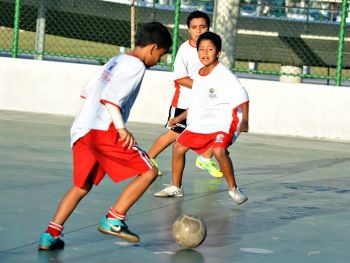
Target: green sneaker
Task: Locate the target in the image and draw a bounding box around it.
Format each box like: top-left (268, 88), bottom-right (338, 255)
top-left (195, 156), bottom-right (223, 178)
top-left (151, 158), bottom-right (162, 176)
top-left (98, 216), bottom-right (140, 243)
top-left (38, 232), bottom-right (64, 250)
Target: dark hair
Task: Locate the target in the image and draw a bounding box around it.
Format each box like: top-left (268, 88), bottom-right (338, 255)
top-left (136, 22), bottom-right (172, 51)
top-left (186, 10), bottom-right (211, 28)
top-left (196, 32), bottom-right (222, 52)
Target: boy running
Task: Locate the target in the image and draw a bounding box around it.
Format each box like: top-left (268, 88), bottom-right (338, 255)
top-left (38, 22), bottom-right (172, 250)
top-left (148, 10), bottom-right (223, 178)
top-left (154, 32), bottom-right (249, 205)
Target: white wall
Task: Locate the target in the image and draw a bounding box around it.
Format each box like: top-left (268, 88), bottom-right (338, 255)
top-left (1, 57), bottom-right (350, 141)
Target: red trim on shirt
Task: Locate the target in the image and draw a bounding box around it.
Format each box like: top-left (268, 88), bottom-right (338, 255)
top-left (189, 39), bottom-right (197, 48)
top-left (230, 108), bottom-right (239, 134)
top-left (171, 82), bottom-right (181, 107)
top-left (80, 95), bottom-right (86, 99)
top-left (126, 53), bottom-right (143, 63)
top-left (236, 101), bottom-right (249, 108)
top-left (126, 53), bottom-right (138, 58)
top-left (171, 76), bottom-right (190, 107)
top-left (100, 99), bottom-right (122, 112)
top-left (174, 76), bottom-right (190, 83)
top-left (198, 62), bottom-right (219, 76)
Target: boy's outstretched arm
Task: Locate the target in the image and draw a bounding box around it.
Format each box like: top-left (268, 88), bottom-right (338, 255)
top-left (105, 103), bottom-right (135, 149)
top-left (240, 102), bottom-right (249, 132)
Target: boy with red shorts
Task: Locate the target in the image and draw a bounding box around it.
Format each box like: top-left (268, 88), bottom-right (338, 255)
top-left (148, 10), bottom-right (223, 178)
top-left (38, 22), bottom-right (172, 250)
top-left (155, 32), bottom-right (249, 204)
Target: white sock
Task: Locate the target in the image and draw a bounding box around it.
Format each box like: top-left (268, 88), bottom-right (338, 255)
top-left (199, 155), bottom-right (210, 163)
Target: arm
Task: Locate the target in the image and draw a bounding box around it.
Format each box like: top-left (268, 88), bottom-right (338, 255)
top-left (173, 44), bottom-right (193, 89)
top-left (168, 110), bottom-right (188, 128)
top-left (105, 103), bottom-right (135, 149)
top-left (175, 78), bottom-right (193, 89)
top-left (240, 102), bottom-right (249, 133)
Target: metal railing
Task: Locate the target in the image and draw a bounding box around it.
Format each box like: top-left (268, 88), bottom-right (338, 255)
top-left (0, 0), bottom-right (349, 85)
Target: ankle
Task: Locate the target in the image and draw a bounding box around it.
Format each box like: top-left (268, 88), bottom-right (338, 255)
top-left (199, 155), bottom-right (210, 162)
top-left (46, 222), bottom-right (64, 238)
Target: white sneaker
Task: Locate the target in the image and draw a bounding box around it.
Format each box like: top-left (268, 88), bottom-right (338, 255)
top-left (154, 184), bottom-right (184, 197)
top-left (228, 187), bottom-right (248, 205)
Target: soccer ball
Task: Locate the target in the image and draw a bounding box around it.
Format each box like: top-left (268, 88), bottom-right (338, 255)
top-left (172, 214), bottom-right (207, 248)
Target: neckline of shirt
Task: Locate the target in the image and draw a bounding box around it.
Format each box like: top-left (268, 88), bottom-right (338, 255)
top-left (198, 62), bottom-right (220, 76)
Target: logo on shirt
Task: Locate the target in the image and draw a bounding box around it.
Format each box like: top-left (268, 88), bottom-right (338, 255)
top-left (101, 60), bottom-right (118, 82)
top-left (209, 88), bottom-right (217, 98)
top-left (215, 134), bottom-right (225, 143)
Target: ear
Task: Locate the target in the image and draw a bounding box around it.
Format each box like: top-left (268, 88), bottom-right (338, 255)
top-left (150, 44), bottom-right (158, 54)
top-left (217, 51), bottom-right (222, 58)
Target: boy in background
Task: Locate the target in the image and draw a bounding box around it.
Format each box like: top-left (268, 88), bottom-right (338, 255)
top-left (148, 10), bottom-right (223, 178)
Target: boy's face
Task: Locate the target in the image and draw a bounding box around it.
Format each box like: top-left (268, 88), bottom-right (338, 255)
top-left (188, 18), bottom-right (208, 45)
top-left (144, 46), bottom-right (168, 68)
top-left (198, 39), bottom-right (220, 66)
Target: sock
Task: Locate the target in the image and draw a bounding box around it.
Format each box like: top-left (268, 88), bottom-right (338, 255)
top-left (46, 221), bottom-right (64, 238)
top-left (107, 207), bottom-right (126, 221)
top-left (199, 156), bottom-right (210, 163)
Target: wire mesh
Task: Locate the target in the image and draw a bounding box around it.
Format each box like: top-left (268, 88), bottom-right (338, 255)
top-left (0, 0), bottom-right (349, 82)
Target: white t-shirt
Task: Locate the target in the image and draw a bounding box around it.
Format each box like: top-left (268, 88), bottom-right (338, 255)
top-left (171, 40), bottom-right (202, 109)
top-left (186, 63), bottom-right (249, 134)
top-left (70, 54), bottom-right (146, 146)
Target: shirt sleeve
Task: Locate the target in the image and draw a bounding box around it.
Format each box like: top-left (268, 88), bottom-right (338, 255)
top-left (173, 44), bottom-right (189, 81)
top-left (80, 67), bottom-right (103, 99)
top-left (228, 75), bottom-right (249, 109)
top-left (100, 60), bottom-right (145, 110)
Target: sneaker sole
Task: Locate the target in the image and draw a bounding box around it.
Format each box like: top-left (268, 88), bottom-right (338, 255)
top-left (209, 172), bottom-right (224, 178)
top-left (38, 243), bottom-right (64, 251)
top-left (236, 197), bottom-right (248, 205)
top-left (196, 163), bottom-right (223, 178)
top-left (154, 193), bottom-right (183, 197)
top-left (97, 227), bottom-right (140, 243)
top-left (38, 245), bottom-right (50, 251)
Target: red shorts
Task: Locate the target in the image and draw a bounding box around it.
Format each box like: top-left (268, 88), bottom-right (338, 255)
top-left (177, 130), bottom-right (233, 154)
top-left (72, 125), bottom-right (153, 187)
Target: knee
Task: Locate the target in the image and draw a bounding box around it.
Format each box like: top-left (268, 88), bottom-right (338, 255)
top-left (140, 168), bottom-right (157, 182)
top-left (172, 142), bottom-right (187, 157)
top-left (74, 180), bottom-right (93, 196)
top-left (213, 147), bottom-right (227, 161)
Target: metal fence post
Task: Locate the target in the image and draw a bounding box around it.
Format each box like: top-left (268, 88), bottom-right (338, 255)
top-left (12, 0), bottom-right (21, 58)
top-left (131, 0), bottom-right (136, 50)
top-left (35, 0), bottom-right (47, 60)
top-left (171, 0), bottom-right (181, 72)
top-left (213, 0), bottom-right (240, 69)
top-left (336, 0), bottom-right (349, 86)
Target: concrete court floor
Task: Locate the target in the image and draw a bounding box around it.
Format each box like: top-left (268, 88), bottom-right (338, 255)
top-left (0, 110), bottom-right (349, 263)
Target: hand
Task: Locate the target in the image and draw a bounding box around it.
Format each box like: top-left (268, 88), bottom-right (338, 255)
top-left (117, 128), bottom-right (135, 149)
top-left (167, 118), bottom-right (178, 128)
top-left (240, 120), bottom-right (249, 132)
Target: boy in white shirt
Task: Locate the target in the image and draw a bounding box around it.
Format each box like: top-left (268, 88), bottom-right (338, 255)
top-left (148, 10), bottom-right (223, 178)
top-left (38, 22), bottom-right (172, 250)
top-left (155, 32), bottom-right (249, 205)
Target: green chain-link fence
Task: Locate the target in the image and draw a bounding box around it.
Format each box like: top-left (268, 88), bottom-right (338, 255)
top-left (0, 0), bottom-right (349, 85)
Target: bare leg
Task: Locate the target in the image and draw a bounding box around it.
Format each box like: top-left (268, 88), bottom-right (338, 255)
top-left (112, 168), bottom-right (157, 213)
top-left (172, 142), bottom-right (190, 187)
top-left (52, 179), bottom-right (93, 225)
top-left (213, 147), bottom-right (237, 188)
top-left (201, 147), bottom-right (214, 159)
top-left (148, 130), bottom-right (179, 159)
